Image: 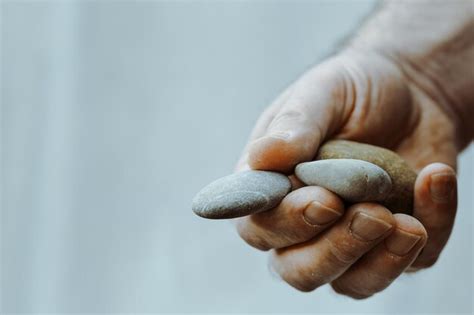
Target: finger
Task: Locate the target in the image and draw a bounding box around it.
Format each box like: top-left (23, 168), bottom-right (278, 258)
top-left (331, 214), bottom-right (427, 299)
top-left (410, 163), bottom-right (457, 269)
top-left (248, 51), bottom-right (419, 173)
top-left (247, 57), bottom-right (353, 173)
top-left (235, 87), bottom-right (292, 171)
top-left (270, 203), bottom-right (395, 292)
top-left (236, 186), bottom-right (344, 250)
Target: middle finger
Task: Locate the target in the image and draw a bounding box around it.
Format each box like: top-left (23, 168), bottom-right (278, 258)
top-left (270, 203), bottom-right (395, 292)
top-left (236, 186), bottom-right (344, 250)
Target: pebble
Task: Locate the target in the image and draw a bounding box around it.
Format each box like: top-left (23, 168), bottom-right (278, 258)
top-left (193, 140), bottom-right (417, 219)
top-left (192, 170), bottom-right (291, 219)
top-left (295, 159), bottom-right (392, 202)
top-left (317, 140), bottom-right (417, 214)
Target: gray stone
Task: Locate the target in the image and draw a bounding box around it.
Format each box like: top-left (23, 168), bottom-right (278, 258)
top-left (317, 140), bottom-right (417, 214)
top-left (192, 170), bottom-right (291, 219)
top-left (295, 159), bottom-right (392, 202)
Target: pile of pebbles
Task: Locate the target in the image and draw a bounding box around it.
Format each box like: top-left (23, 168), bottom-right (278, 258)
top-left (192, 140), bottom-right (416, 219)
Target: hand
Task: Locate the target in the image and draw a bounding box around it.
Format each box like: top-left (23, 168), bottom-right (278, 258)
top-left (234, 49), bottom-right (460, 298)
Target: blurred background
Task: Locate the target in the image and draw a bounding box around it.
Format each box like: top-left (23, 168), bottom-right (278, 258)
top-left (1, 0), bottom-right (472, 313)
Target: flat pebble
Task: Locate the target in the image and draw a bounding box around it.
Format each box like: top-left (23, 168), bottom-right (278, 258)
top-left (192, 170), bottom-right (291, 219)
top-left (295, 159), bottom-right (392, 202)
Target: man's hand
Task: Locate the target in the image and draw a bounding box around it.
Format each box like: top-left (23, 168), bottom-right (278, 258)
top-left (234, 1), bottom-right (472, 298)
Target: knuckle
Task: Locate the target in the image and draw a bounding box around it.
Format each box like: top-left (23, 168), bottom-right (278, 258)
top-left (248, 131), bottom-right (303, 172)
top-left (324, 237), bottom-right (360, 266)
top-left (332, 270), bottom-right (392, 298)
top-left (360, 273), bottom-right (392, 295)
top-left (413, 255), bottom-right (439, 269)
top-left (271, 254), bottom-right (327, 292)
top-left (331, 281), bottom-right (372, 300)
top-left (235, 199), bottom-right (321, 250)
top-left (235, 218), bottom-right (271, 251)
top-left (287, 280), bottom-right (318, 293)
top-left (239, 233), bottom-right (271, 251)
top-left (284, 269), bottom-right (326, 293)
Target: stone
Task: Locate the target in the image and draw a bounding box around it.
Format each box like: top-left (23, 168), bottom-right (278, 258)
top-left (317, 140), bottom-right (417, 214)
top-left (295, 159), bottom-right (392, 202)
top-left (192, 170), bottom-right (291, 219)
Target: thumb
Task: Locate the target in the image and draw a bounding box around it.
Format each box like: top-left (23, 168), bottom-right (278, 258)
top-left (247, 51), bottom-right (415, 173)
top-left (247, 57), bottom-right (352, 173)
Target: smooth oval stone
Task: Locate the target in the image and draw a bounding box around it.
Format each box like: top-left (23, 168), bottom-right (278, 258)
top-left (295, 159), bottom-right (392, 202)
top-left (317, 140), bottom-right (417, 214)
top-left (192, 170), bottom-right (291, 219)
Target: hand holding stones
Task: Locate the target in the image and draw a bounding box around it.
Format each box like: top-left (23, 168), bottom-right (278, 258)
top-left (192, 140), bottom-right (417, 219)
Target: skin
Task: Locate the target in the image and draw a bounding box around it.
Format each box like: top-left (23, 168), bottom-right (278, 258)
top-left (234, 0), bottom-right (473, 299)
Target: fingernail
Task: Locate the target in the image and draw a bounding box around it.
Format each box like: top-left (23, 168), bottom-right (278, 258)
top-left (303, 201), bottom-right (341, 226)
top-left (430, 172), bottom-right (456, 203)
top-left (385, 229), bottom-right (421, 256)
top-left (350, 213), bottom-right (392, 241)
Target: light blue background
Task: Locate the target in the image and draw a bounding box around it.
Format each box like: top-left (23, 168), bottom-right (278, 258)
top-left (2, 0), bottom-right (473, 313)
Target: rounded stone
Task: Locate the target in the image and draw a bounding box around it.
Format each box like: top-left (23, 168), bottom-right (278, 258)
top-left (192, 170), bottom-right (291, 219)
top-left (295, 159), bottom-right (392, 202)
top-left (317, 140), bottom-right (417, 214)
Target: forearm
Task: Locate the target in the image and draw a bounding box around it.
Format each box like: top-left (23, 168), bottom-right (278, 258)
top-left (348, 0), bottom-right (474, 147)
